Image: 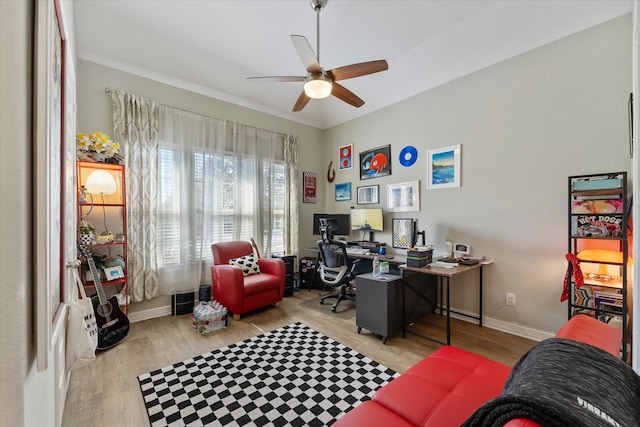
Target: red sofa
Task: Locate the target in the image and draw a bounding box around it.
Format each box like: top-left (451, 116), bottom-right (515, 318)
top-left (211, 241), bottom-right (285, 320)
top-left (334, 315), bottom-right (622, 427)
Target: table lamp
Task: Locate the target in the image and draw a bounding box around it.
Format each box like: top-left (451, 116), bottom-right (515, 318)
top-left (85, 170), bottom-right (117, 235)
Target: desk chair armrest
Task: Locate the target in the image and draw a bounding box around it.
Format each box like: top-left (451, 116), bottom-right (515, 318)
top-left (319, 265), bottom-right (348, 285)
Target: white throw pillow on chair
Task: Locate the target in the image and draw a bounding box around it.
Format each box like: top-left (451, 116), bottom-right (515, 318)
top-left (229, 254), bottom-right (261, 276)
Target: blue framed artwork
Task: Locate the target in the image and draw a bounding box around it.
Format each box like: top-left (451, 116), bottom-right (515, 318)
top-left (427, 144), bottom-right (461, 189)
top-left (335, 182), bottom-right (352, 201)
top-left (359, 145), bottom-right (391, 180)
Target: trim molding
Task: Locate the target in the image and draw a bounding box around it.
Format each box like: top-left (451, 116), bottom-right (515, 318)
top-left (129, 305), bottom-right (172, 323)
top-left (131, 304), bottom-right (556, 342)
top-left (446, 308), bottom-right (555, 342)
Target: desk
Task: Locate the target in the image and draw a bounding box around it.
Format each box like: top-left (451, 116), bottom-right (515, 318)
top-left (399, 262), bottom-right (489, 345)
top-left (302, 246), bottom-right (406, 289)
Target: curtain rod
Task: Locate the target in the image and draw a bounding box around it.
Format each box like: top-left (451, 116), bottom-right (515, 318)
top-left (104, 86), bottom-right (289, 139)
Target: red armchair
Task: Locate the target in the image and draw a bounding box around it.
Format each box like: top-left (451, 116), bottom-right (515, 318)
top-left (211, 241), bottom-right (285, 320)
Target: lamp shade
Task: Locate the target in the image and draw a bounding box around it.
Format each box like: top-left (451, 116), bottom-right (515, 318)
top-left (304, 74), bottom-right (332, 99)
top-left (85, 170), bottom-right (117, 195)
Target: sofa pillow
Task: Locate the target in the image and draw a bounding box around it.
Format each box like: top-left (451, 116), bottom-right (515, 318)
top-left (228, 254), bottom-right (260, 276)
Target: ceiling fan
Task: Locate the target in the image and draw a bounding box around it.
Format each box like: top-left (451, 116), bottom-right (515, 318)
top-left (247, 0), bottom-right (388, 112)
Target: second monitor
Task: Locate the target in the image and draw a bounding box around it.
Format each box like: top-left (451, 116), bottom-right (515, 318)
top-left (351, 208), bottom-right (384, 242)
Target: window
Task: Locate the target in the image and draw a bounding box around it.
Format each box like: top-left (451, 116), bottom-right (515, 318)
top-left (157, 147), bottom-right (286, 268)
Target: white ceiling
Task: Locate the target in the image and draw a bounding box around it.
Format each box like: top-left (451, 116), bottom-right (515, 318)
top-left (74, 0), bottom-right (633, 130)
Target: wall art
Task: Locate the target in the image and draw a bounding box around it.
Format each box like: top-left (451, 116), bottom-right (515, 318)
top-left (303, 172), bottom-right (317, 203)
top-left (339, 144), bottom-right (353, 170)
top-left (427, 144), bottom-right (461, 189)
top-left (359, 144), bottom-right (391, 180)
top-left (387, 181), bottom-right (419, 212)
top-left (335, 182), bottom-right (352, 201)
top-left (357, 185), bottom-right (379, 204)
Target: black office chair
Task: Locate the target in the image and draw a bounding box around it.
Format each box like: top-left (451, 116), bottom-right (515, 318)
top-left (317, 219), bottom-right (358, 312)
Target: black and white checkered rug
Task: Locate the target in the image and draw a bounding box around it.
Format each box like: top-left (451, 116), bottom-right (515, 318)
top-left (138, 322), bottom-right (398, 426)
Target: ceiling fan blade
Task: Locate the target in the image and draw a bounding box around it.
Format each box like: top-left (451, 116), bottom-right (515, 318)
top-left (293, 90), bottom-right (311, 112)
top-left (331, 82), bottom-right (364, 108)
top-left (327, 60), bottom-right (389, 81)
top-left (246, 76), bottom-right (306, 82)
top-left (291, 35), bottom-right (322, 74)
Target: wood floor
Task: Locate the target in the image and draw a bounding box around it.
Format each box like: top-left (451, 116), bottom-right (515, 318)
top-left (61, 289), bottom-right (536, 427)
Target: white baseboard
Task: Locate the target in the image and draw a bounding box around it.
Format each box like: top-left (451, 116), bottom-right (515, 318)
top-left (129, 304), bottom-right (555, 342)
top-left (446, 308), bottom-right (555, 342)
top-left (129, 305), bottom-right (172, 323)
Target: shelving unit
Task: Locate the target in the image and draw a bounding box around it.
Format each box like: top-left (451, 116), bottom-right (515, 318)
top-left (77, 161), bottom-right (128, 313)
top-left (567, 172), bottom-right (629, 361)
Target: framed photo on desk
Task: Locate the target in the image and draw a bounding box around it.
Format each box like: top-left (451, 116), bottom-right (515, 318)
top-left (392, 218), bottom-right (415, 248)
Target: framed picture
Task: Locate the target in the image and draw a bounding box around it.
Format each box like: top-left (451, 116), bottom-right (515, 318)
top-left (427, 144), bottom-right (461, 189)
top-left (303, 172), bottom-right (317, 203)
top-left (335, 182), bottom-right (352, 201)
top-left (392, 218), bottom-right (415, 248)
top-left (359, 144), bottom-right (392, 180)
top-left (104, 266), bottom-right (125, 281)
top-left (387, 181), bottom-right (420, 212)
top-left (339, 144), bottom-right (353, 170)
top-left (357, 185), bottom-right (379, 204)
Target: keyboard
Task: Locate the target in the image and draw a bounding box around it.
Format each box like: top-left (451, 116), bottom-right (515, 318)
top-left (346, 247), bottom-right (369, 255)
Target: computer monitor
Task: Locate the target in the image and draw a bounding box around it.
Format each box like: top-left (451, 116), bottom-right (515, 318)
top-left (350, 208), bottom-right (384, 242)
top-left (350, 208), bottom-right (384, 232)
top-left (312, 213), bottom-right (350, 236)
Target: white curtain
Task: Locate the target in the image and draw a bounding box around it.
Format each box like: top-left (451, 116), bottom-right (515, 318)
top-left (284, 134), bottom-right (299, 255)
top-left (157, 106), bottom-right (227, 295)
top-left (111, 90), bottom-right (160, 302)
top-left (233, 123), bottom-right (283, 257)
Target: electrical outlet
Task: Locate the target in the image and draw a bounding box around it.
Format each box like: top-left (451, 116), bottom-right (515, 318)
top-left (506, 293), bottom-right (516, 306)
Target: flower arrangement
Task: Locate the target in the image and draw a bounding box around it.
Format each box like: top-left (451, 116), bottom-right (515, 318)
top-left (76, 131), bottom-right (121, 163)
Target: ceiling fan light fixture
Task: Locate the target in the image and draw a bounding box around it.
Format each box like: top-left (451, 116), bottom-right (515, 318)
top-left (304, 74), bottom-right (332, 99)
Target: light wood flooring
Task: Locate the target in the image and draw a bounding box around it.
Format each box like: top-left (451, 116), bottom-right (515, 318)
top-left (61, 288), bottom-right (536, 427)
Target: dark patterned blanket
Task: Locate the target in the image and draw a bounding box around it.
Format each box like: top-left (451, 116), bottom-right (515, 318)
top-left (463, 338), bottom-right (640, 427)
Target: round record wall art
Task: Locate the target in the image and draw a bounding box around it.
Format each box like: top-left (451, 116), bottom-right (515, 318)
top-left (399, 145), bottom-right (418, 167)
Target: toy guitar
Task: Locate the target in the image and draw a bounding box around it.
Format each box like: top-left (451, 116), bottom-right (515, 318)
top-left (78, 245), bottom-right (130, 350)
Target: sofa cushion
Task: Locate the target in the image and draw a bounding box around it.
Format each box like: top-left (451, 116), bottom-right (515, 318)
top-left (372, 346), bottom-right (511, 427)
top-left (229, 254), bottom-right (260, 276)
top-left (555, 314), bottom-right (621, 357)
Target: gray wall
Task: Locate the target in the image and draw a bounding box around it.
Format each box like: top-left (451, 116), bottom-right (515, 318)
top-left (77, 15), bottom-right (633, 335)
top-left (322, 14), bottom-right (633, 334)
top-left (77, 59), bottom-right (325, 312)
top-left (0, 2), bottom-right (32, 425)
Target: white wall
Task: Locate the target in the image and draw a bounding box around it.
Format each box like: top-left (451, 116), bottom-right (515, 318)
top-left (322, 14), bottom-right (633, 335)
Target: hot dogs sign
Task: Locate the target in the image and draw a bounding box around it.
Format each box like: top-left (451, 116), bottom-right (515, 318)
top-left (571, 215), bottom-right (623, 238)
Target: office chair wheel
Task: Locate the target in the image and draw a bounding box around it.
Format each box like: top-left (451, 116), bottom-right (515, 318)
top-left (331, 306), bottom-right (337, 313)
